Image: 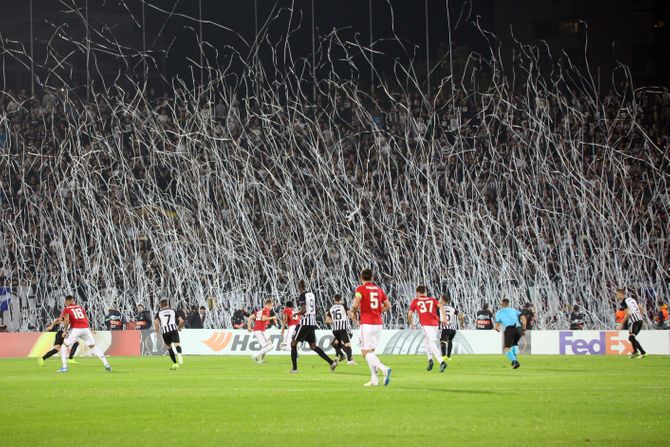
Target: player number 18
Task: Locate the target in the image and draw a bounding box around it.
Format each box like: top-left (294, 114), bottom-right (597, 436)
top-left (72, 308), bottom-right (85, 319)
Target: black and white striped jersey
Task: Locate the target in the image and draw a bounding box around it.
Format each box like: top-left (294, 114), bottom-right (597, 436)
top-left (440, 305), bottom-right (460, 330)
top-left (620, 297), bottom-right (644, 323)
top-left (328, 303), bottom-right (350, 331)
top-left (155, 308), bottom-right (179, 334)
top-left (297, 292), bottom-right (318, 326)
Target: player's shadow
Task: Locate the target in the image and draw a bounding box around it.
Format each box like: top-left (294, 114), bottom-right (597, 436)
top-left (396, 386), bottom-right (502, 395)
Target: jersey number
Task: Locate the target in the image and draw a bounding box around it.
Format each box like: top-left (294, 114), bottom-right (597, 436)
top-left (369, 292), bottom-right (379, 309)
top-left (72, 308), bottom-right (85, 320)
top-left (416, 300), bottom-right (433, 313)
top-left (332, 308), bottom-right (343, 320)
top-left (306, 294), bottom-right (315, 312)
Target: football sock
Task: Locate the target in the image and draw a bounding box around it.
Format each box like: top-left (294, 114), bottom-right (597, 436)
top-left (364, 353), bottom-right (378, 383)
top-left (423, 339), bottom-right (433, 362)
top-left (423, 340), bottom-right (432, 361)
top-left (291, 345), bottom-right (298, 370)
top-left (175, 345), bottom-right (182, 354)
top-left (633, 339), bottom-right (646, 355)
top-left (447, 341), bottom-right (453, 358)
top-left (259, 342), bottom-right (273, 356)
top-left (60, 345), bottom-right (69, 368)
top-left (441, 342), bottom-right (447, 356)
top-left (506, 351), bottom-right (516, 362)
top-left (343, 346), bottom-right (353, 361)
top-left (511, 346), bottom-right (519, 356)
top-left (333, 343), bottom-right (344, 358)
top-left (366, 352), bottom-right (387, 374)
top-left (69, 342), bottom-right (79, 359)
top-left (43, 348), bottom-right (58, 360)
top-left (628, 335), bottom-right (638, 353)
top-left (90, 346), bottom-right (110, 367)
top-left (313, 346), bottom-right (334, 365)
top-left (168, 349), bottom-right (177, 363)
top-left (426, 341), bottom-right (444, 364)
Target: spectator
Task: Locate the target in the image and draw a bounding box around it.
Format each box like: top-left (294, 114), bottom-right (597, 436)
top-left (199, 306), bottom-right (207, 328)
top-left (521, 303), bottom-right (535, 330)
top-left (231, 306), bottom-right (249, 329)
top-left (654, 302), bottom-right (668, 329)
top-left (569, 305), bottom-right (585, 330)
top-left (134, 304), bottom-right (152, 330)
top-left (475, 303), bottom-right (494, 330)
top-left (104, 304), bottom-right (125, 330)
top-left (187, 306), bottom-right (204, 329)
top-left (177, 306), bottom-right (188, 328)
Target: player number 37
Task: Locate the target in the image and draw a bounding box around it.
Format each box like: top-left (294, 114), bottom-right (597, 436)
top-left (416, 300), bottom-right (433, 313)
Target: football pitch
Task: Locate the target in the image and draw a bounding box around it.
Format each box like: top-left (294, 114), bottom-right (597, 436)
top-left (1, 354), bottom-right (668, 446)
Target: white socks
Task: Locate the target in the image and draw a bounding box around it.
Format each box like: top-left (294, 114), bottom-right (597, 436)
top-left (259, 343), bottom-right (274, 356)
top-left (90, 346), bottom-right (110, 367)
top-left (425, 340), bottom-right (444, 364)
top-left (60, 345), bottom-right (70, 368)
top-left (365, 352), bottom-right (387, 384)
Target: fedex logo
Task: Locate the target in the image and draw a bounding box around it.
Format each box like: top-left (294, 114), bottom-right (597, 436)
top-left (559, 331), bottom-right (632, 355)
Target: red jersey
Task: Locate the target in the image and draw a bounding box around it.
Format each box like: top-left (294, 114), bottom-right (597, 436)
top-left (355, 282), bottom-right (388, 325)
top-left (253, 308), bottom-right (271, 331)
top-left (409, 296), bottom-right (440, 326)
top-left (283, 307), bottom-right (301, 327)
top-left (61, 304), bottom-right (90, 329)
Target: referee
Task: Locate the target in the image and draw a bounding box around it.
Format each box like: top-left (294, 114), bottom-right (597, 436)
top-left (494, 299), bottom-right (527, 369)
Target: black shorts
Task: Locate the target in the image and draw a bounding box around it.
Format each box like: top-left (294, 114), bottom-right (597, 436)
top-left (162, 330), bottom-right (181, 345)
top-left (630, 320), bottom-right (643, 336)
top-left (332, 329), bottom-right (351, 344)
top-left (54, 330), bottom-right (65, 346)
top-left (440, 329), bottom-right (457, 343)
top-left (503, 326), bottom-right (522, 348)
top-left (293, 325), bottom-right (316, 344)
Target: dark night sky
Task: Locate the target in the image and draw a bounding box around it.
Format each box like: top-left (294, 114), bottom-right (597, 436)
top-left (2, 0), bottom-right (669, 90)
top-left (146, 0), bottom-right (494, 81)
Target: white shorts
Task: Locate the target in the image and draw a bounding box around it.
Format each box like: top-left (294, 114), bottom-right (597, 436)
top-left (360, 324), bottom-right (382, 351)
top-left (421, 325), bottom-right (439, 343)
top-left (253, 331), bottom-right (270, 347)
top-left (64, 328), bottom-right (96, 347)
top-left (283, 325), bottom-right (297, 346)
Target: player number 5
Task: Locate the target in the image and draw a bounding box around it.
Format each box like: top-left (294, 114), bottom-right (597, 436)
top-left (370, 292), bottom-right (379, 309)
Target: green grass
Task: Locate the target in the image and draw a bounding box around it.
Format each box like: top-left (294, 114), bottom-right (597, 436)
top-left (0, 354), bottom-right (668, 446)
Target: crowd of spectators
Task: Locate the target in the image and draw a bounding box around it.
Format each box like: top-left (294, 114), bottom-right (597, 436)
top-left (0, 58), bottom-right (668, 331)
